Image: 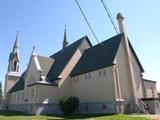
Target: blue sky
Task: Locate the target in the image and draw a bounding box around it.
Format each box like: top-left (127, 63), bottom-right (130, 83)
top-left (0, 0), bottom-right (160, 91)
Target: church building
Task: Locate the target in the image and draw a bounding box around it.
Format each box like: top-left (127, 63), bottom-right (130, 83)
top-left (4, 13), bottom-right (160, 114)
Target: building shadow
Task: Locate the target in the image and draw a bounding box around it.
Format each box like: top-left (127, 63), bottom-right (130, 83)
top-left (46, 113), bottom-right (115, 120)
top-left (0, 110), bottom-right (32, 116)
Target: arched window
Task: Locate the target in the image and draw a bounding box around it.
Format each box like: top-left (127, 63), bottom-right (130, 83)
top-left (14, 61), bottom-right (17, 71)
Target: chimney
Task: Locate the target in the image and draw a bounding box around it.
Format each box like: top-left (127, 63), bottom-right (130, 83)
top-left (116, 13), bottom-right (136, 102)
top-left (32, 46), bottom-right (36, 57)
top-left (116, 13), bottom-right (126, 34)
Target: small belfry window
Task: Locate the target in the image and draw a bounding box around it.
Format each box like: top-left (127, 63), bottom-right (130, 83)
top-left (14, 61), bottom-right (17, 71)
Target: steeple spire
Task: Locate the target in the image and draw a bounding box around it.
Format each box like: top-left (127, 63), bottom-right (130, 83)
top-left (13, 31), bottom-right (19, 54)
top-left (63, 25), bottom-right (69, 49)
top-left (8, 31), bottom-right (20, 72)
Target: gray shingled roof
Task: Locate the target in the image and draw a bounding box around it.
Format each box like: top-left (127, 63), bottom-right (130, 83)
top-left (71, 33), bottom-right (144, 76)
top-left (37, 56), bottom-right (55, 76)
top-left (9, 71), bottom-right (25, 93)
top-left (47, 36), bottom-right (91, 81)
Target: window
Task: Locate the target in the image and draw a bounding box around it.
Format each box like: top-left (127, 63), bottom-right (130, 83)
top-left (98, 69), bottom-right (106, 77)
top-left (151, 87), bottom-right (155, 98)
top-left (10, 95), bottom-right (13, 102)
top-left (102, 104), bottom-right (107, 110)
top-left (31, 88), bottom-right (34, 98)
top-left (98, 71), bottom-right (101, 76)
top-left (85, 105), bottom-right (89, 112)
top-left (14, 94), bottom-right (16, 102)
top-left (85, 74), bottom-right (88, 80)
top-left (21, 92), bottom-right (24, 101)
top-left (88, 73), bottom-right (91, 79)
top-left (103, 70), bottom-right (106, 75)
top-left (151, 87), bottom-right (154, 93)
top-left (156, 102), bottom-right (159, 108)
top-left (17, 93), bottom-right (20, 101)
top-left (14, 61), bottom-right (17, 71)
top-left (85, 73), bottom-right (91, 80)
top-left (76, 77), bottom-right (79, 82)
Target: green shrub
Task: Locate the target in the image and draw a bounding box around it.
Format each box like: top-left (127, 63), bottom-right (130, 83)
top-left (59, 96), bottom-right (79, 115)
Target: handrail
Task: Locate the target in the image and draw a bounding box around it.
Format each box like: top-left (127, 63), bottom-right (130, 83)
top-left (137, 98), bottom-right (148, 108)
top-left (136, 98), bottom-right (149, 114)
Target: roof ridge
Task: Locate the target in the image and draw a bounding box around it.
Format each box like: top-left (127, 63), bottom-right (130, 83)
top-left (50, 35), bottom-right (88, 57)
top-left (83, 33), bottom-right (123, 52)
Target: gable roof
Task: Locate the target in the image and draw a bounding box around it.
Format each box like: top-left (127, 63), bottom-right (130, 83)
top-left (9, 71), bottom-right (25, 93)
top-left (71, 34), bottom-right (123, 76)
top-left (37, 55), bottom-right (55, 76)
top-left (47, 36), bottom-right (92, 81)
top-left (71, 33), bottom-right (144, 77)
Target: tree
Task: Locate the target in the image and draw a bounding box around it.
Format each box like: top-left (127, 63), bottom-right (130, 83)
top-left (59, 96), bottom-right (79, 115)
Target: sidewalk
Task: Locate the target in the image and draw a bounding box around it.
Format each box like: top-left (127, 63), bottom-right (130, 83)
top-left (132, 114), bottom-right (160, 120)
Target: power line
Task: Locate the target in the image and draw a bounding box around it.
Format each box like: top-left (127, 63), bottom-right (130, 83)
top-left (100, 0), bottom-right (119, 34)
top-left (74, 0), bottom-right (100, 44)
top-left (74, 0), bottom-right (113, 65)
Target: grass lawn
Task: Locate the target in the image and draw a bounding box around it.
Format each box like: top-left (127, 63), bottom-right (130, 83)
top-left (0, 110), bottom-right (151, 120)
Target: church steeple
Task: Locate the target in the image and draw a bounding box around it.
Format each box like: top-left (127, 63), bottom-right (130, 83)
top-left (8, 32), bottom-right (20, 72)
top-left (62, 26), bottom-right (69, 49)
top-left (4, 32), bottom-right (20, 96)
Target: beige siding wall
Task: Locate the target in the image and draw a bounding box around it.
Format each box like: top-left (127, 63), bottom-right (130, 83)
top-left (129, 45), bottom-right (143, 98)
top-left (36, 78), bottom-right (72, 104)
top-left (9, 90), bottom-right (24, 105)
top-left (36, 79), bottom-right (72, 104)
top-left (115, 41), bottom-right (132, 100)
top-left (115, 39), bottom-right (143, 100)
top-left (36, 84), bottom-right (58, 104)
top-left (71, 67), bottom-right (115, 103)
top-left (115, 40), bottom-right (143, 99)
top-left (143, 80), bottom-right (158, 98)
top-left (25, 85), bottom-right (37, 104)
